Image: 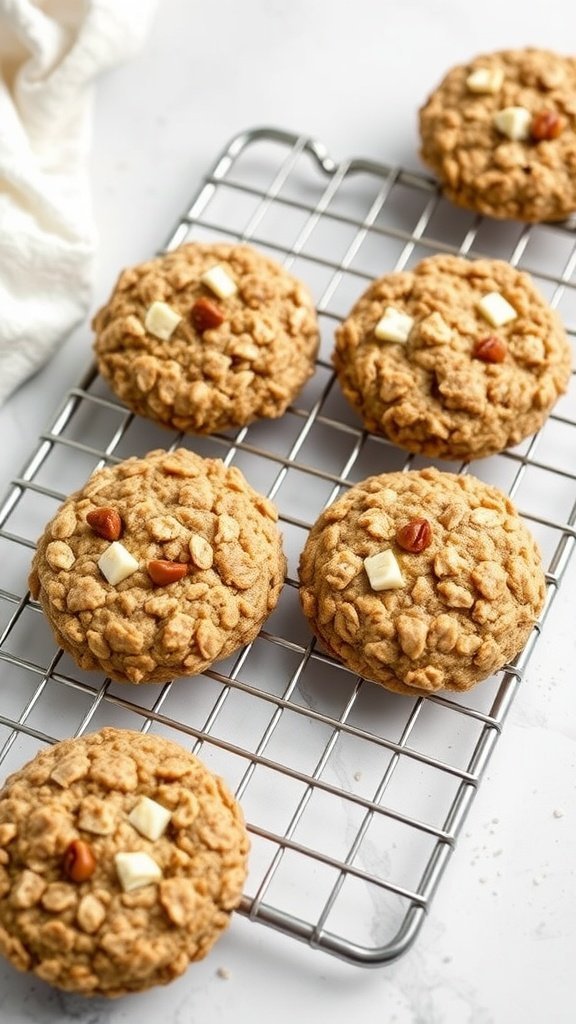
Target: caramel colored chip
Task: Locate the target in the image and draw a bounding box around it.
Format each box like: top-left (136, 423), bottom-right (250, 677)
top-left (531, 109), bottom-right (565, 141)
top-left (63, 840), bottom-right (96, 883)
top-left (148, 560), bottom-right (188, 586)
top-left (473, 336), bottom-right (507, 363)
top-left (396, 518), bottom-right (432, 553)
top-left (191, 297), bottom-right (225, 332)
top-left (86, 508), bottom-right (122, 541)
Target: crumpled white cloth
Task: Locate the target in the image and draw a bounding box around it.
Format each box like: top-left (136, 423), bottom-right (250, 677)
top-left (0, 0), bottom-right (157, 404)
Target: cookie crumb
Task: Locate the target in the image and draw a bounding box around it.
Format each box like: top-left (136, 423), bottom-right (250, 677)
top-left (216, 967), bottom-right (231, 980)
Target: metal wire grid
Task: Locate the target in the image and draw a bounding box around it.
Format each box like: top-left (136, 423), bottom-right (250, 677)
top-left (1, 126), bottom-right (575, 968)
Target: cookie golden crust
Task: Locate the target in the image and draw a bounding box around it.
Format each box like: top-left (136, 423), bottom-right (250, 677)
top-left (419, 48), bottom-right (576, 222)
top-left (298, 468), bottom-right (546, 696)
top-left (28, 449), bottom-right (286, 684)
top-left (333, 255), bottom-right (571, 460)
top-left (0, 728), bottom-right (249, 996)
top-left (93, 242), bottom-right (319, 434)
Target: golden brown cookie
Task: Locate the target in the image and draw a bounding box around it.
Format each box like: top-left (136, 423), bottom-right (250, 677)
top-left (28, 448), bottom-right (286, 684)
top-left (0, 728), bottom-right (249, 996)
top-left (419, 47), bottom-right (576, 222)
top-left (298, 467), bottom-right (546, 696)
top-left (333, 254), bottom-right (571, 460)
top-left (93, 242), bottom-right (319, 433)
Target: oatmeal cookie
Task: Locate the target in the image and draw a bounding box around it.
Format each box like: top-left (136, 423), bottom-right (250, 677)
top-left (28, 448), bottom-right (286, 684)
top-left (419, 48), bottom-right (576, 222)
top-left (333, 254), bottom-right (571, 460)
top-left (298, 467), bottom-right (546, 695)
top-left (93, 242), bottom-right (319, 433)
top-left (0, 728), bottom-right (249, 996)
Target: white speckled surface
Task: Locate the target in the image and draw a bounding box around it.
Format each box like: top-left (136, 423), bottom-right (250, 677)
top-left (0, 2), bottom-right (575, 1021)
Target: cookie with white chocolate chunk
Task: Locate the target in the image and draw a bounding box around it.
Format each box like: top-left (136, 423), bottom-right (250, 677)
top-left (333, 254), bottom-right (571, 460)
top-left (93, 242), bottom-right (319, 434)
top-left (28, 448), bottom-right (286, 684)
top-left (419, 48), bottom-right (576, 222)
top-left (298, 467), bottom-right (546, 695)
top-left (0, 728), bottom-right (249, 995)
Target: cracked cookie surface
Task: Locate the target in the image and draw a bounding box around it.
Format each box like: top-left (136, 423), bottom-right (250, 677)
top-left (93, 242), bottom-right (319, 434)
top-left (333, 254), bottom-right (571, 460)
top-left (298, 467), bottom-right (546, 696)
top-left (0, 728), bottom-right (249, 996)
top-left (29, 448), bottom-right (286, 684)
top-left (419, 48), bottom-right (576, 222)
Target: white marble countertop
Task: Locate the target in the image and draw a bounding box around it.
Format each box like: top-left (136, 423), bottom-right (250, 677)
top-left (1, 2), bottom-right (575, 1021)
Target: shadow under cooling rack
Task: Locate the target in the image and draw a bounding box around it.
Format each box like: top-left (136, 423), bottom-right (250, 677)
top-left (1, 126), bottom-right (575, 967)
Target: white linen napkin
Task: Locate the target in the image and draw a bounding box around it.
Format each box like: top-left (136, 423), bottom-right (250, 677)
top-left (0, 0), bottom-right (158, 405)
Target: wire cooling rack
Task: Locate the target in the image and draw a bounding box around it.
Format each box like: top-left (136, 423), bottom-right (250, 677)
top-left (1, 127), bottom-right (575, 968)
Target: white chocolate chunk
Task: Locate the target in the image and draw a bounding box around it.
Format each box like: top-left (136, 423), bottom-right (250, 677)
top-left (364, 549), bottom-right (405, 591)
top-left (477, 291), bottom-right (517, 328)
top-left (144, 301), bottom-right (182, 341)
top-left (492, 106), bottom-right (532, 142)
top-left (374, 307), bottom-right (414, 344)
top-left (98, 541), bottom-right (139, 586)
top-left (114, 851), bottom-right (162, 892)
top-left (200, 264), bottom-right (237, 300)
top-left (128, 796), bottom-right (172, 841)
top-left (466, 67), bottom-right (504, 94)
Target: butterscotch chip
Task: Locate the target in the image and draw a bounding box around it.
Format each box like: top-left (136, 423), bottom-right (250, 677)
top-left (531, 110), bottom-right (566, 141)
top-left (28, 449), bottom-right (286, 684)
top-left (63, 839), bottom-right (96, 882)
top-left (93, 242), bottom-right (319, 434)
top-left (419, 48), bottom-right (576, 222)
top-left (333, 254), bottom-right (570, 460)
top-left (298, 467), bottom-right (546, 695)
top-left (0, 728), bottom-right (249, 995)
